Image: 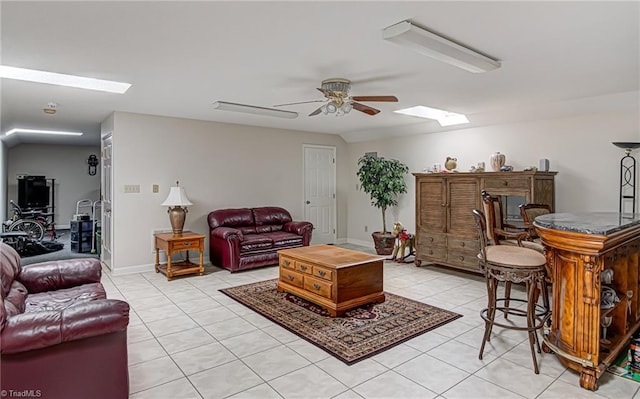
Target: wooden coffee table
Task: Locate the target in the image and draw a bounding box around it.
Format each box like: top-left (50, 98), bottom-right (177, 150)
top-left (277, 245), bottom-right (385, 317)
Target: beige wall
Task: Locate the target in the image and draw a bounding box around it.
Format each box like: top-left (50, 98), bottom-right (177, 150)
top-left (103, 109), bottom-right (639, 274)
top-left (107, 112), bottom-right (349, 274)
top-left (7, 144), bottom-right (101, 227)
top-left (347, 111), bottom-right (640, 246)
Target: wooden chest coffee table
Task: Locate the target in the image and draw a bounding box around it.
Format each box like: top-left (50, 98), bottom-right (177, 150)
top-left (277, 245), bottom-right (385, 317)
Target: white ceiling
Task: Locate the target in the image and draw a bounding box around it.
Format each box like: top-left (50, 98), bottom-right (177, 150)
top-left (1, 1), bottom-right (638, 148)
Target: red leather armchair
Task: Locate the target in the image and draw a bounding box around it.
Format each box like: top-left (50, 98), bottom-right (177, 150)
top-left (208, 207), bottom-right (313, 272)
top-left (0, 242), bottom-right (130, 399)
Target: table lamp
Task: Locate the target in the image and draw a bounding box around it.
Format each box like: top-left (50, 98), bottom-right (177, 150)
top-left (161, 181), bottom-right (193, 234)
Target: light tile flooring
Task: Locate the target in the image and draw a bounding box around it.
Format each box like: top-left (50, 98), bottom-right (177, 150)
top-left (100, 244), bottom-right (640, 399)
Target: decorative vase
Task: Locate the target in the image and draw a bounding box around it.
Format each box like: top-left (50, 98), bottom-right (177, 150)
top-left (445, 157), bottom-right (457, 171)
top-left (490, 152), bottom-right (506, 171)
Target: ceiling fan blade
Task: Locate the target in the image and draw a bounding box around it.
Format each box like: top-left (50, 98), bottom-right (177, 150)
top-left (273, 99), bottom-right (325, 107)
top-left (351, 96), bottom-right (398, 102)
top-left (352, 102), bottom-right (380, 116)
top-left (309, 106), bottom-right (324, 116)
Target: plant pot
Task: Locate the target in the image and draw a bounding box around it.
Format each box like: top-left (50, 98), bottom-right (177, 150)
top-left (372, 231), bottom-right (395, 255)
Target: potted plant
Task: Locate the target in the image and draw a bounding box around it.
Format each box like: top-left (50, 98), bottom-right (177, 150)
top-left (356, 154), bottom-right (409, 255)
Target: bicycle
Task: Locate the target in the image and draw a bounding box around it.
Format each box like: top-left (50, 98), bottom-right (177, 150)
top-left (3, 200), bottom-right (59, 241)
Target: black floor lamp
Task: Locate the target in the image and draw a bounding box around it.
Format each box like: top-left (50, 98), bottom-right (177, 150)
top-left (613, 142), bottom-right (640, 213)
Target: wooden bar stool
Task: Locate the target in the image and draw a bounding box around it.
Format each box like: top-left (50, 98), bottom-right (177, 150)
top-left (472, 209), bottom-right (550, 374)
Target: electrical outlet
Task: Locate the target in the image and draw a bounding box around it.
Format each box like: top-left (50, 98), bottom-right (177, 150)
top-left (153, 184), bottom-right (159, 193)
top-left (364, 225), bottom-right (368, 232)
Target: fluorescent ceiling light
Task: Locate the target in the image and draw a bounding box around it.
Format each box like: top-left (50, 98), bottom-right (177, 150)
top-left (5, 128), bottom-right (83, 136)
top-left (394, 106), bottom-right (470, 127)
top-left (212, 101), bottom-right (298, 119)
top-left (382, 21), bottom-right (501, 73)
top-left (0, 65), bottom-right (131, 94)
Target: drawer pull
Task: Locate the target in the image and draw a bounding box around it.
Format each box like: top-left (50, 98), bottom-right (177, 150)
top-left (461, 242), bottom-right (465, 247)
top-left (300, 265), bottom-right (308, 271)
top-left (318, 270), bottom-right (326, 277)
top-left (429, 237), bottom-right (433, 242)
top-left (283, 260), bottom-right (291, 267)
top-left (459, 256), bottom-right (465, 261)
top-left (286, 275), bottom-right (294, 281)
top-left (183, 242), bottom-right (191, 247)
top-left (313, 283), bottom-right (321, 290)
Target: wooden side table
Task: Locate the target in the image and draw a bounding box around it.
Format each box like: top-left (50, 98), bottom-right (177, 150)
top-left (154, 231), bottom-right (205, 281)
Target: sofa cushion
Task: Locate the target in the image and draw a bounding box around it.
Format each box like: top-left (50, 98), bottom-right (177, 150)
top-left (239, 226), bottom-right (257, 235)
top-left (253, 207), bottom-right (292, 233)
top-left (266, 231), bottom-right (304, 247)
top-left (240, 234), bottom-right (274, 253)
top-left (208, 208), bottom-right (254, 229)
top-left (25, 283), bottom-right (106, 313)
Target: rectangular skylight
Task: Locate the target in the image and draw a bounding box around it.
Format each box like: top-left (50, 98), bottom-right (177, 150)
top-left (0, 65), bottom-right (131, 94)
top-left (394, 105), bottom-right (469, 127)
top-left (5, 128), bottom-right (83, 136)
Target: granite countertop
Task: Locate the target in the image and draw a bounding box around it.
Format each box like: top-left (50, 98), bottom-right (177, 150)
top-left (534, 212), bottom-right (640, 235)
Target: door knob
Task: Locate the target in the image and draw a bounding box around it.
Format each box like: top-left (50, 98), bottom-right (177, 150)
top-left (305, 201), bottom-right (311, 204)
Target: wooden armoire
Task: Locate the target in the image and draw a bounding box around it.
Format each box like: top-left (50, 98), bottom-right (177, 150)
top-left (413, 171), bottom-right (556, 273)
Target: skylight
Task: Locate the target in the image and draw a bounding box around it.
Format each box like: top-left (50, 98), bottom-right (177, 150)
top-left (394, 105), bottom-right (469, 127)
top-left (0, 65), bottom-right (131, 94)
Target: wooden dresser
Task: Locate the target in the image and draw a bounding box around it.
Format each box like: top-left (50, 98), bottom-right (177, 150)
top-left (535, 212), bottom-right (640, 391)
top-left (413, 171), bottom-right (556, 273)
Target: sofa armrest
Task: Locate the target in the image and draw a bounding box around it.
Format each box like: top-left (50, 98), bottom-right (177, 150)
top-left (284, 221), bottom-right (313, 246)
top-left (283, 221), bottom-right (313, 236)
top-left (1, 299), bottom-right (129, 354)
top-left (17, 258), bottom-right (102, 293)
top-left (211, 226), bottom-right (243, 241)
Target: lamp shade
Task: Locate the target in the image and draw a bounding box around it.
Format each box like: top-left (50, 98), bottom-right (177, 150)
top-left (161, 186), bottom-right (192, 207)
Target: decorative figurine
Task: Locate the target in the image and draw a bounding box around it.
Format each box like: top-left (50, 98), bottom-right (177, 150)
top-left (389, 221), bottom-right (415, 263)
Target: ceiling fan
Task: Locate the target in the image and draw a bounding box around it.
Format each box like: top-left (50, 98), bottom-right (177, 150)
top-left (275, 78), bottom-right (398, 117)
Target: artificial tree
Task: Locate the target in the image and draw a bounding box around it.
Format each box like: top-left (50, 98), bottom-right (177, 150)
top-left (356, 154), bottom-right (409, 254)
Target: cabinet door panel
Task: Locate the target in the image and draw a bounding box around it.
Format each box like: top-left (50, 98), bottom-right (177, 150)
top-left (447, 179), bottom-right (480, 236)
top-left (418, 178), bottom-right (445, 231)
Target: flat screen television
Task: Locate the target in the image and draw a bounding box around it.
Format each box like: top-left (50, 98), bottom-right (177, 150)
top-left (18, 176), bottom-right (49, 209)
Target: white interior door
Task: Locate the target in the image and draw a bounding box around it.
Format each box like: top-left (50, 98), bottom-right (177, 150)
top-left (101, 134), bottom-right (113, 270)
top-left (303, 145), bottom-right (336, 244)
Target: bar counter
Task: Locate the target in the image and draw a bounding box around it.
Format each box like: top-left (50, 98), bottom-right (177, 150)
top-left (534, 212), bottom-right (640, 390)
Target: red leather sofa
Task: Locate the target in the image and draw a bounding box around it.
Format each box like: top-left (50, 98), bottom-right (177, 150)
top-left (208, 206), bottom-right (313, 272)
top-left (0, 242), bottom-right (130, 399)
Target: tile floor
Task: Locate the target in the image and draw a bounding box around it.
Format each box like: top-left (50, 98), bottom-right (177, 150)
top-left (100, 244), bottom-right (640, 399)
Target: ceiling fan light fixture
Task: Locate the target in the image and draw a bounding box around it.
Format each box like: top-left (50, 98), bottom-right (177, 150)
top-left (321, 78), bottom-right (351, 94)
top-left (382, 21), bottom-right (501, 73)
top-left (212, 101), bottom-right (298, 119)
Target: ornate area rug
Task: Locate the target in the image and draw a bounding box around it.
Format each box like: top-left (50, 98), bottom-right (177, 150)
top-left (219, 279), bottom-right (462, 364)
